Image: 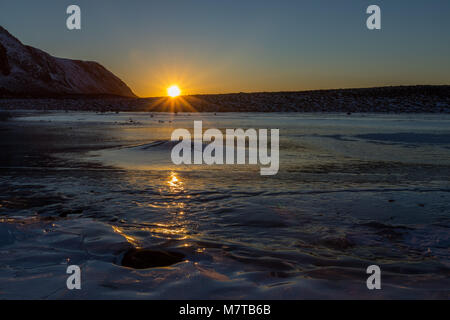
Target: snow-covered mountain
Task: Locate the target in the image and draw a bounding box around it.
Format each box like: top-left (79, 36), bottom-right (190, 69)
top-left (0, 26), bottom-right (136, 97)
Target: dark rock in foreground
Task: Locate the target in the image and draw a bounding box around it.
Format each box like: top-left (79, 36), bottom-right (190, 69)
top-left (121, 248), bottom-right (185, 269)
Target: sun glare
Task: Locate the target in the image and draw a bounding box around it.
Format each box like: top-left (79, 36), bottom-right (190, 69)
top-left (167, 85), bottom-right (181, 98)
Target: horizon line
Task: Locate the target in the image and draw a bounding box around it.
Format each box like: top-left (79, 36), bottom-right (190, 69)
top-left (137, 84), bottom-right (450, 99)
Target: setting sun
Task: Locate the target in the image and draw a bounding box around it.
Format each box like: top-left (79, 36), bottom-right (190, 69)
top-left (167, 85), bottom-right (181, 98)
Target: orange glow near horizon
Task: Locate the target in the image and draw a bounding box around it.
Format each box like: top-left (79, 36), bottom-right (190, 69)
top-left (127, 57), bottom-right (221, 97)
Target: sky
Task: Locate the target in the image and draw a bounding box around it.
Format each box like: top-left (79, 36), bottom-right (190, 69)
top-left (1, 0), bottom-right (449, 97)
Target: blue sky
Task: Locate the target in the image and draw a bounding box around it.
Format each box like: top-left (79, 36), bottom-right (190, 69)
top-left (1, 0), bottom-right (449, 97)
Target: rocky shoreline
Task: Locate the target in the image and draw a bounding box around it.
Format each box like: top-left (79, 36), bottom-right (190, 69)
top-left (1, 85), bottom-right (449, 113)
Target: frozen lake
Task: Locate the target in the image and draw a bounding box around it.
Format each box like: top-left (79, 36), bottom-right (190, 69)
top-left (0, 112), bottom-right (449, 299)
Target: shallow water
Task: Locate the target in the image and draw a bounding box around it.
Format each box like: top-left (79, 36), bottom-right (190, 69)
top-left (0, 112), bottom-right (449, 299)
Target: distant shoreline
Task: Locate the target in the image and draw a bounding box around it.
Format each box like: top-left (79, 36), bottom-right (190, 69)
top-left (1, 85), bottom-right (449, 113)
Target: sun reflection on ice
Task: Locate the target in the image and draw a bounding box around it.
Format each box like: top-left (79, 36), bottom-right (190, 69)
top-left (167, 171), bottom-right (184, 193)
top-left (112, 225), bottom-right (141, 248)
top-left (112, 172), bottom-right (192, 248)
